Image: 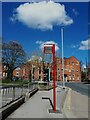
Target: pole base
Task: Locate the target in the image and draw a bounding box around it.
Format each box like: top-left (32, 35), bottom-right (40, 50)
top-left (49, 109), bottom-right (61, 114)
top-left (62, 87), bottom-right (65, 89)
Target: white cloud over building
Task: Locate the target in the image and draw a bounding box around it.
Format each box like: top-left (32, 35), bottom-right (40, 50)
top-left (79, 38), bottom-right (90, 50)
top-left (11, 1), bottom-right (73, 30)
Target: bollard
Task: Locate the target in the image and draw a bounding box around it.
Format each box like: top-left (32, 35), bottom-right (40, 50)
top-left (13, 87), bottom-right (15, 100)
top-left (8, 88), bottom-right (9, 94)
top-left (7, 88), bottom-right (8, 93)
top-left (6, 88), bottom-right (7, 93)
top-left (4, 88), bottom-right (6, 92)
top-left (3, 89), bottom-right (5, 95)
top-left (10, 87), bottom-right (12, 92)
top-left (4, 89), bottom-right (6, 95)
top-left (1, 89), bottom-right (3, 95)
top-left (12, 87), bottom-right (13, 91)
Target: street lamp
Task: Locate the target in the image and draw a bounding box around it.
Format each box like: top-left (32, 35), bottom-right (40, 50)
top-left (61, 27), bottom-right (65, 89)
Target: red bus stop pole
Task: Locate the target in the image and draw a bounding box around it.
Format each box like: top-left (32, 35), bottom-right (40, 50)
top-left (52, 44), bottom-right (56, 112)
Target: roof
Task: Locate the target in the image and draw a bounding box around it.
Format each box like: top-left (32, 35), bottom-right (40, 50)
top-left (56, 56), bottom-right (80, 62)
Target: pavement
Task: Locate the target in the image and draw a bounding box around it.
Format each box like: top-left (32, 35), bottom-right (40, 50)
top-left (3, 84), bottom-right (89, 119)
top-left (7, 86), bottom-right (68, 118)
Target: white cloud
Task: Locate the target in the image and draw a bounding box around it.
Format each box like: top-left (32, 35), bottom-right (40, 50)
top-left (27, 55), bottom-right (42, 62)
top-left (36, 40), bottom-right (43, 44)
top-left (36, 40), bottom-right (59, 51)
top-left (82, 64), bottom-right (86, 68)
top-left (71, 44), bottom-right (79, 48)
top-left (11, 1), bottom-right (73, 30)
top-left (72, 8), bottom-right (79, 16)
top-left (79, 39), bottom-right (90, 50)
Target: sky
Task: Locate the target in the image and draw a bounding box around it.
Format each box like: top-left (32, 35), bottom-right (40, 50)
top-left (2, 1), bottom-right (89, 65)
top-left (1, 0), bottom-right (90, 2)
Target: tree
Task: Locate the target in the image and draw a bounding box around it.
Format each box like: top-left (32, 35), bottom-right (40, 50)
top-left (81, 71), bottom-right (86, 82)
top-left (2, 41), bottom-right (26, 80)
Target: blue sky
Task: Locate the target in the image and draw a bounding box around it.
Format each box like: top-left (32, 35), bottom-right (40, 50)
top-left (2, 2), bottom-right (88, 65)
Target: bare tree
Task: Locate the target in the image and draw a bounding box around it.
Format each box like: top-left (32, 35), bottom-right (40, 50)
top-left (2, 41), bottom-right (26, 80)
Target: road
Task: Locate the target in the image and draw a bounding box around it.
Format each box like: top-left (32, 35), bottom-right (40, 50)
top-left (57, 82), bottom-right (90, 97)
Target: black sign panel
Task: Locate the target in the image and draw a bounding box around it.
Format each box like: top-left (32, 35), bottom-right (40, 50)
top-left (43, 69), bottom-right (49, 82)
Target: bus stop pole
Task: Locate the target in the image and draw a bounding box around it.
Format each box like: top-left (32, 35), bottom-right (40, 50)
top-left (52, 44), bottom-right (56, 112)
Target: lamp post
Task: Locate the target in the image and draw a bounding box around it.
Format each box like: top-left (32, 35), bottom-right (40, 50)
top-left (61, 27), bottom-right (65, 89)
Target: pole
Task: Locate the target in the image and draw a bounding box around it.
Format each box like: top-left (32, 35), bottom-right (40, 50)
top-left (61, 28), bottom-right (65, 89)
top-left (85, 57), bottom-right (87, 80)
top-left (48, 68), bottom-right (50, 82)
top-left (52, 44), bottom-right (56, 112)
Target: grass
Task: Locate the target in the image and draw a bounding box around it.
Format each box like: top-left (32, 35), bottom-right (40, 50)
top-left (0, 78), bottom-right (30, 87)
top-left (38, 84), bottom-right (53, 90)
top-left (1, 78), bottom-right (53, 90)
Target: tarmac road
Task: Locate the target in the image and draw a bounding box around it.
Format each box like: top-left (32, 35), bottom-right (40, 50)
top-left (57, 82), bottom-right (90, 97)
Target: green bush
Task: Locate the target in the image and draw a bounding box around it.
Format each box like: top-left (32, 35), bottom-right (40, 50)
top-left (2, 78), bottom-right (11, 83)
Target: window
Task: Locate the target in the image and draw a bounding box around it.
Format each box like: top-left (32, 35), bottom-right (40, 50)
top-left (77, 76), bottom-right (79, 80)
top-left (58, 60), bottom-right (60, 63)
top-left (72, 62), bottom-right (74, 65)
top-left (65, 68), bottom-right (68, 71)
top-left (23, 68), bottom-right (25, 75)
top-left (33, 76), bottom-right (34, 79)
top-left (69, 75), bottom-right (71, 80)
top-left (39, 76), bottom-right (41, 80)
top-left (39, 67), bottom-right (41, 74)
top-left (3, 72), bottom-right (5, 77)
top-left (33, 68), bottom-right (35, 74)
top-left (76, 62), bottom-right (79, 65)
top-left (72, 69), bottom-right (74, 72)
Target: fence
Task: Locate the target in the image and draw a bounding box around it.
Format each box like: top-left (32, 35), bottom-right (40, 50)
top-left (0, 83), bottom-right (38, 108)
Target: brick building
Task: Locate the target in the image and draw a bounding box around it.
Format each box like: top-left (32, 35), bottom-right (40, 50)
top-left (56, 56), bottom-right (81, 82)
top-left (13, 56), bottom-right (81, 82)
top-left (13, 61), bottom-right (44, 81)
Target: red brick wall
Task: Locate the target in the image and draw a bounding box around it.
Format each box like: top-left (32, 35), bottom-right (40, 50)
top-left (56, 56), bottom-right (81, 82)
top-left (13, 61), bottom-right (44, 81)
top-left (13, 56), bottom-right (81, 82)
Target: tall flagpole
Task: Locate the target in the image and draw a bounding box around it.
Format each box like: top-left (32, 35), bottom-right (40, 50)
top-left (61, 28), bottom-right (65, 89)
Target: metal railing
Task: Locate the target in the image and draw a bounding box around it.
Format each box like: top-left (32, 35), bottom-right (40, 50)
top-left (0, 83), bottom-right (38, 108)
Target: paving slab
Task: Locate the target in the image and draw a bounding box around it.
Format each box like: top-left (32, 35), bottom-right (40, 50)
top-left (7, 87), bottom-right (68, 118)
